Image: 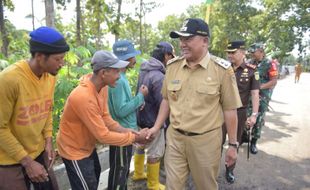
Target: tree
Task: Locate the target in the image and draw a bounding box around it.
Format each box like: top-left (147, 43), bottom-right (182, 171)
top-left (84, 0), bottom-right (110, 49)
top-left (45, 0), bottom-right (55, 27)
top-left (76, 0), bottom-right (81, 45)
top-left (114, 0), bottom-right (122, 42)
top-left (135, 0), bottom-right (158, 53)
top-left (31, 0), bottom-right (35, 29)
top-left (0, 0), bottom-right (13, 57)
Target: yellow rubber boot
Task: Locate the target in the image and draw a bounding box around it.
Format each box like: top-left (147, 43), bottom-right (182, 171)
top-left (147, 162), bottom-right (165, 190)
top-left (132, 154), bottom-right (147, 181)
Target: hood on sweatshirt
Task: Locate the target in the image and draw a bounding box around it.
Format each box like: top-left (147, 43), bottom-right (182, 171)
top-left (140, 57), bottom-right (165, 74)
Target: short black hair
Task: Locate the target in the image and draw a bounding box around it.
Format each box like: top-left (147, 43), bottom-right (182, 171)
top-left (151, 44), bottom-right (174, 63)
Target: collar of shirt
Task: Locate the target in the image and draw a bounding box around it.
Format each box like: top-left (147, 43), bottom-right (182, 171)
top-left (181, 52), bottom-right (210, 69)
top-left (234, 61), bottom-right (247, 71)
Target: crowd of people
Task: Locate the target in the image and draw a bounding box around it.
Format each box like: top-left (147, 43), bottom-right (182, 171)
top-left (0, 17), bottom-right (278, 190)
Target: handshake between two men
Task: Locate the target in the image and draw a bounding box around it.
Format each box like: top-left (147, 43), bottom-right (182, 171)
top-left (131, 128), bottom-right (156, 146)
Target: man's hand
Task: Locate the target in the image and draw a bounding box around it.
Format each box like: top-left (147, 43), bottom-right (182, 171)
top-left (139, 102), bottom-right (146, 111)
top-left (139, 85), bottom-right (148, 97)
top-left (146, 127), bottom-right (159, 140)
top-left (246, 115), bottom-right (257, 129)
top-left (45, 137), bottom-right (56, 170)
top-left (225, 146), bottom-right (238, 167)
top-left (134, 128), bottom-right (151, 145)
top-left (21, 156), bottom-right (49, 183)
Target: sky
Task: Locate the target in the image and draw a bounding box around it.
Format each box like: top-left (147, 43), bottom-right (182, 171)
top-left (5, 0), bottom-right (204, 31)
top-left (4, 0), bottom-right (307, 57)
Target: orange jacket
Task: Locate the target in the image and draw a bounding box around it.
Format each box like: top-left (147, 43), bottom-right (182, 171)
top-left (56, 74), bottom-right (135, 160)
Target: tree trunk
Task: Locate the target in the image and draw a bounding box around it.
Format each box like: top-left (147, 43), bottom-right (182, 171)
top-left (76, 0), bottom-right (81, 46)
top-left (45, 0), bottom-right (55, 27)
top-left (31, 0), bottom-right (35, 30)
top-left (139, 0), bottom-right (143, 52)
top-left (0, 0), bottom-right (8, 57)
top-left (114, 0), bottom-right (122, 42)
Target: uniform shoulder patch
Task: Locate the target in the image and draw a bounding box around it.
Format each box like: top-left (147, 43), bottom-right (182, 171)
top-left (167, 56), bottom-right (184, 65)
top-left (211, 55), bottom-right (231, 69)
top-left (246, 63), bottom-right (257, 69)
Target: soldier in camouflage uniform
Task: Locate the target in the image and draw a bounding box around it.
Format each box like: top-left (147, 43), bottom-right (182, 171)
top-left (247, 43), bottom-right (278, 154)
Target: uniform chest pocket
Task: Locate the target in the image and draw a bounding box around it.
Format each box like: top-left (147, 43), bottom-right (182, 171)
top-left (167, 83), bottom-right (182, 101)
top-left (196, 84), bottom-right (219, 95)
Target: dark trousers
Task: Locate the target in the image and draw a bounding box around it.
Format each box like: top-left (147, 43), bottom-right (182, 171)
top-left (108, 145), bottom-right (133, 190)
top-left (0, 151), bottom-right (56, 190)
top-left (222, 108), bottom-right (247, 144)
top-left (62, 149), bottom-right (101, 190)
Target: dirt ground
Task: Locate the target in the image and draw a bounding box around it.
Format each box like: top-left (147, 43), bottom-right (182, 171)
top-left (127, 73), bottom-right (310, 190)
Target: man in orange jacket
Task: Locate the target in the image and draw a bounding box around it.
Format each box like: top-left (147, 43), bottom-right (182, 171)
top-left (56, 50), bottom-right (149, 190)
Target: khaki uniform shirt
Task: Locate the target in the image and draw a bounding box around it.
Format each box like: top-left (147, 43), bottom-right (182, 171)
top-left (162, 53), bottom-right (242, 134)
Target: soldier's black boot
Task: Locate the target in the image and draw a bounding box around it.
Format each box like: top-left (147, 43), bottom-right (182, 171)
top-left (225, 164), bottom-right (235, 183)
top-left (250, 138), bottom-right (258, 154)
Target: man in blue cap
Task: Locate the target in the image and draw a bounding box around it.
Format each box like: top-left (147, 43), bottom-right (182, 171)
top-left (0, 26), bottom-right (69, 190)
top-left (133, 42), bottom-right (175, 190)
top-left (107, 40), bottom-right (149, 190)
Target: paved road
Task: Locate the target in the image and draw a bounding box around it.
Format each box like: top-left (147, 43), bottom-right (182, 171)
top-left (217, 73), bottom-right (310, 190)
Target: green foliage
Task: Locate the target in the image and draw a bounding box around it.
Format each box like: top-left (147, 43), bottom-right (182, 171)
top-left (52, 46), bottom-right (92, 136)
top-left (0, 59), bottom-right (9, 71)
top-left (3, 0), bottom-right (14, 10)
top-left (4, 21), bottom-right (30, 63)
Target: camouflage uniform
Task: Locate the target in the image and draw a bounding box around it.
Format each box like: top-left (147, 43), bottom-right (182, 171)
top-left (247, 57), bottom-right (277, 139)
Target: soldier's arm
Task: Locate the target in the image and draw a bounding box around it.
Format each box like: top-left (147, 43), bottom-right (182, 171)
top-left (260, 76), bottom-right (277, 89)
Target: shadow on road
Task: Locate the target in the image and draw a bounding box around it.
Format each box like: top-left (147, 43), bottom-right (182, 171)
top-left (218, 149), bottom-right (310, 190)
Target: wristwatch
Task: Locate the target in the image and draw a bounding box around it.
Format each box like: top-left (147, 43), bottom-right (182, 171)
top-left (251, 112), bottom-right (259, 117)
top-left (228, 142), bottom-right (239, 149)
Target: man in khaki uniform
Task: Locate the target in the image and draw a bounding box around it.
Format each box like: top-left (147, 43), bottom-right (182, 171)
top-left (146, 18), bottom-right (242, 190)
top-left (295, 63), bottom-right (302, 83)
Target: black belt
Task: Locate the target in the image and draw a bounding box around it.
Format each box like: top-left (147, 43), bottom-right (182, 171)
top-left (175, 127), bottom-right (218, 136)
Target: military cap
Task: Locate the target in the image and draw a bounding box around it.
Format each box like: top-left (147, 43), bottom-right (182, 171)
top-left (248, 43), bottom-right (264, 53)
top-left (225, 40), bottom-right (246, 52)
top-left (170, 18), bottom-right (210, 38)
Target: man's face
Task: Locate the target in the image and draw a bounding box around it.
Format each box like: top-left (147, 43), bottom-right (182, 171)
top-left (227, 49), bottom-right (244, 65)
top-left (38, 52), bottom-right (66, 76)
top-left (103, 68), bottom-right (121, 88)
top-left (126, 57), bottom-right (137, 69)
top-left (179, 35), bottom-right (208, 62)
top-left (164, 53), bottom-right (175, 66)
top-left (251, 49), bottom-right (262, 61)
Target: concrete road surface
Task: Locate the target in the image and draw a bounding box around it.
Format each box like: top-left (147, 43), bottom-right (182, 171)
top-left (217, 73), bottom-right (310, 190)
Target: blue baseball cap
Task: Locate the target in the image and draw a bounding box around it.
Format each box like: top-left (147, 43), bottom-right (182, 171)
top-left (113, 40), bottom-right (141, 61)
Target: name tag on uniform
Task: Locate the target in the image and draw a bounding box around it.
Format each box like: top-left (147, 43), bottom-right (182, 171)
top-left (171, 80), bottom-right (180, 84)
